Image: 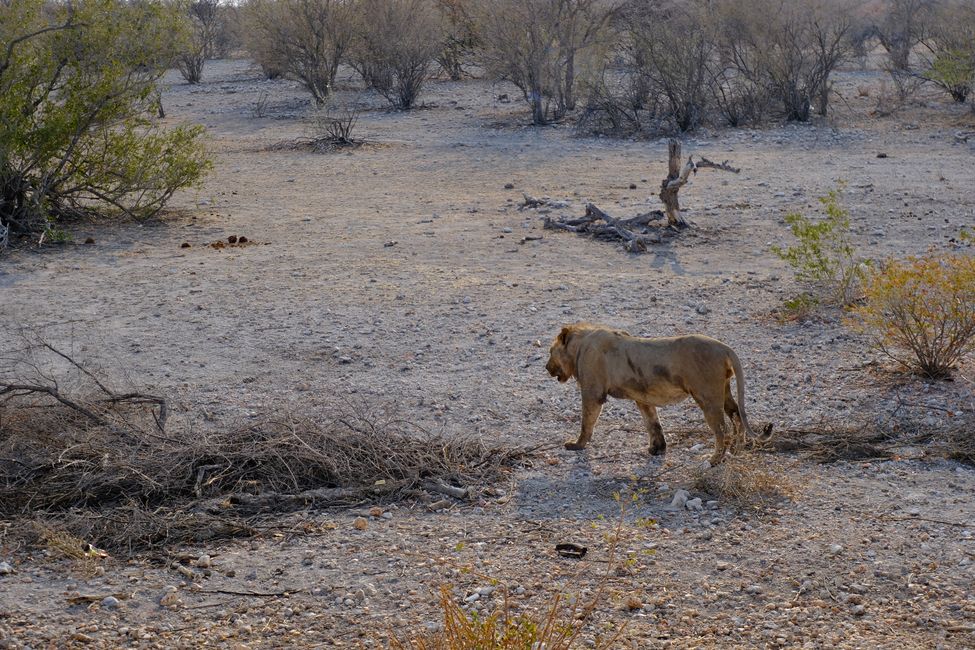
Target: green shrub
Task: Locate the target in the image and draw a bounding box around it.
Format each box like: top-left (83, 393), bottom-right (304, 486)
top-left (851, 253), bottom-right (975, 379)
top-left (0, 0), bottom-right (210, 240)
top-left (925, 49), bottom-right (974, 103)
top-left (772, 185), bottom-right (865, 309)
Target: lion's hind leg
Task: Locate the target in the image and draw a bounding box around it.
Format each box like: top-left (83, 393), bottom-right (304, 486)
top-left (702, 404), bottom-right (730, 467)
top-left (723, 381), bottom-right (745, 453)
top-left (637, 402), bottom-right (666, 456)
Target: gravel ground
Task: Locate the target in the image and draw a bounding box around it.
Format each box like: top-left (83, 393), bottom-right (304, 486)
top-left (1, 58), bottom-right (974, 648)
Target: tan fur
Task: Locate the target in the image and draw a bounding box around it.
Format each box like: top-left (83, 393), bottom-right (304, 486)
top-left (545, 323), bottom-right (765, 466)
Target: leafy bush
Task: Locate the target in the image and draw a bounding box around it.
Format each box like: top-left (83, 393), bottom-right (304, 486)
top-left (0, 0), bottom-right (210, 239)
top-left (852, 253), bottom-right (975, 379)
top-left (772, 186), bottom-right (865, 308)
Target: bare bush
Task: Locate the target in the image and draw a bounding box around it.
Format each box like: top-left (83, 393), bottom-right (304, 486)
top-left (434, 0), bottom-right (478, 81)
top-left (304, 99), bottom-right (362, 149)
top-left (176, 0), bottom-right (221, 84)
top-left (0, 340), bottom-right (536, 553)
top-left (352, 0), bottom-right (442, 109)
top-left (476, 0), bottom-right (620, 125)
top-left (874, 0), bottom-right (935, 72)
top-left (242, 0), bottom-right (356, 104)
top-left (871, 67), bottom-right (924, 115)
top-left (576, 72), bottom-right (649, 136)
top-left (716, 0), bottom-right (854, 122)
top-left (623, 1), bottom-right (716, 132)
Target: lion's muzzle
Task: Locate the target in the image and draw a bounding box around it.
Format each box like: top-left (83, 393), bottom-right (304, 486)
top-left (546, 359), bottom-right (568, 382)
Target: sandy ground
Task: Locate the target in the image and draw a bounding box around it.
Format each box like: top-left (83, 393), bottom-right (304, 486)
top-left (1, 59), bottom-right (975, 648)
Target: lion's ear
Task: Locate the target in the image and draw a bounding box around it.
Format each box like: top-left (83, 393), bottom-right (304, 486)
top-left (557, 326), bottom-right (573, 346)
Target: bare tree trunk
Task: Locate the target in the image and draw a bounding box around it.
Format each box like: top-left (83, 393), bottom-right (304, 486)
top-left (530, 88), bottom-right (545, 125)
top-left (564, 50), bottom-right (576, 112)
top-left (659, 139), bottom-right (689, 228)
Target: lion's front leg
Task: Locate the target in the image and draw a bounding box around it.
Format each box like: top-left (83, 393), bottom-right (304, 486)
top-left (565, 395), bottom-right (603, 450)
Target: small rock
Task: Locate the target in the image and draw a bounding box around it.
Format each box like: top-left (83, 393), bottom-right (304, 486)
top-left (353, 517), bottom-right (368, 531)
top-left (101, 596), bottom-right (121, 610)
top-left (852, 604), bottom-right (866, 616)
top-left (501, 227), bottom-right (513, 233)
top-left (195, 554), bottom-right (211, 568)
top-left (0, 561), bottom-right (13, 575)
top-left (695, 304), bottom-right (711, 315)
top-left (84, 237), bottom-right (95, 245)
top-left (338, 356), bottom-right (353, 364)
top-left (745, 584), bottom-right (763, 595)
top-left (504, 183), bottom-right (515, 190)
top-left (686, 497), bottom-right (704, 512)
top-left (827, 544), bottom-right (843, 556)
top-left (670, 489), bottom-right (690, 509)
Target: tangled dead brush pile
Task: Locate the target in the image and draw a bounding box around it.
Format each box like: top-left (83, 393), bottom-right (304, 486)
top-left (0, 340), bottom-right (535, 554)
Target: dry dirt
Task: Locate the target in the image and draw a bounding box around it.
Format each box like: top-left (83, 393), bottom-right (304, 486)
top-left (1, 59), bottom-right (975, 649)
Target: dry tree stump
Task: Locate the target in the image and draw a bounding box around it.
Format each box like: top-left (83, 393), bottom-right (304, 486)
top-left (540, 138), bottom-right (739, 251)
top-left (659, 138), bottom-right (740, 228)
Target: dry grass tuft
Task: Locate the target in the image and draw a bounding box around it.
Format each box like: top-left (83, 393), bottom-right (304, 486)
top-left (692, 453), bottom-right (796, 506)
top-left (391, 586), bottom-right (580, 650)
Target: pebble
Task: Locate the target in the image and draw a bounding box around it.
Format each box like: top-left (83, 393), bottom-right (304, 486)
top-left (101, 596), bottom-right (121, 609)
top-left (195, 554), bottom-right (211, 568)
top-left (828, 544), bottom-right (843, 556)
top-left (0, 561), bottom-right (13, 575)
top-left (353, 517), bottom-right (368, 530)
top-left (745, 584), bottom-right (764, 595)
top-left (686, 497), bottom-right (704, 512)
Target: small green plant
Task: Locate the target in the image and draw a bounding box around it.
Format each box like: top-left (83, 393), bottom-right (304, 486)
top-left (772, 185), bottom-right (865, 309)
top-left (959, 227), bottom-right (975, 245)
top-left (41, 220), bottom-right (72, 244)
top-left (851, 253), bottom-right (975, 379)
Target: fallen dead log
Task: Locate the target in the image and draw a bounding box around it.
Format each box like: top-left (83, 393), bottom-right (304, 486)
top-left (544, 204), bottom-right (665, 252)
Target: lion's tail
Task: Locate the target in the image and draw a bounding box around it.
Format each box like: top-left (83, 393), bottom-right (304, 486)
top-left (729, 350), bottom-right (768, 441)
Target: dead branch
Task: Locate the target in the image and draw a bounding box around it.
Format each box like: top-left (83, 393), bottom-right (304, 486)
top-left (544, 205), bottom-right (664, 252)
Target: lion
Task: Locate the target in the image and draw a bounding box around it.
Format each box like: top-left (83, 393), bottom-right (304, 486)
top-left (545, 323), bottom-right (767, 467)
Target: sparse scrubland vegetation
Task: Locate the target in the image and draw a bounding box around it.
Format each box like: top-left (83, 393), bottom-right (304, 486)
top-left (1, 0), bottom-right (974, 647)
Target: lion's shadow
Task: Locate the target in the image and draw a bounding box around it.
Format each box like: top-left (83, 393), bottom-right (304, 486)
top-left (514, 452), bottom-right (672, 521)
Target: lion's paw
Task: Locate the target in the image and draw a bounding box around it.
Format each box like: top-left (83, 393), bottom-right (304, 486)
top-left (564, 441), bottom-right (586, 451)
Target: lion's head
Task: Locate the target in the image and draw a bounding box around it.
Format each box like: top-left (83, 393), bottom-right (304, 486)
top-left (546, 325), bottom-right (577, 383)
